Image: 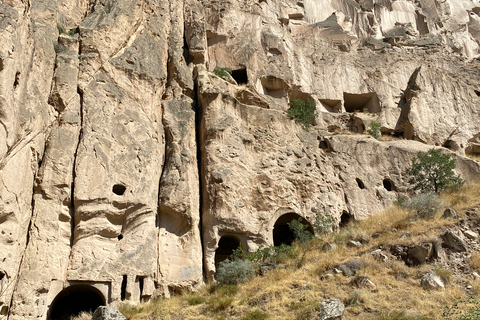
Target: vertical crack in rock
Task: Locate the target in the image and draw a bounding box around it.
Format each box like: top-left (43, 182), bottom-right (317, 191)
top-left (70, 86), bottom-right (84, 247)
top-left (193, 79), bottom-right (206, 281)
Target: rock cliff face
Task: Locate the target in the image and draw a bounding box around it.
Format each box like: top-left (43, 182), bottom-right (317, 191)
top-left (1, 0), bottom-right (480, 319)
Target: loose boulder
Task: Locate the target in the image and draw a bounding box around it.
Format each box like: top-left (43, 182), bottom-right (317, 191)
top-left (318, 299), bottom-right (345, 320)
top-left (420, 271), bottom-right (445, 290)
top-left (92, 306), bottom-right (127, 320)
top-left (442, 208), bottom-right (458, 219)
top-left (441, 229), bottom-right (468, 252)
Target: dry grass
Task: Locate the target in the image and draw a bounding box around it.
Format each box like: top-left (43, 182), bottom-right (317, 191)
top-left (442, 181), bottom-right (480, 212)
top-left (119, 185), bottom-right (480, 320)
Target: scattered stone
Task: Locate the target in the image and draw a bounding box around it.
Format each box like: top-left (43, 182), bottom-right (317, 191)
top-left (318, 298), bottom-right (345, 320)
top-left (400, 232), bottom-right (412, 239)
top-left (320, 272), bottom-right (335, 280)
top-left (407, 243), bottom-right (433, 265)
top-left (464, 230), bottom-right (479, 240)
top-left (259, 264), bottom-right (274, 276)
top-left (371, 250), bottom-right (388, 262)
top-left (353, 276), bottom-right (376, 290)
top-left (443, 208), bottom-right (458, 219)
top-left (441, 229), bottom-right (468, 252)
top-left (92, 306), bottom-right (127, 320)
top-left (372, 232), bottom-right (382, 239)
top-left (467, 285), bottom-right (473, 290)
top-left (473, 272), bottom-right (480, 280)
top-left (420, 271), bottom-right (445, 290)
top-left (347, 240), bottom-right (362, 248)
top-left (336, 259), bottom-right (364, 277)
top-left (322, 243), bottom-right (337, 252)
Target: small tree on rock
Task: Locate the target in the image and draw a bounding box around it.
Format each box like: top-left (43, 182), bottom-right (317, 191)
top-left (406, 148), bottom-right (463, 193)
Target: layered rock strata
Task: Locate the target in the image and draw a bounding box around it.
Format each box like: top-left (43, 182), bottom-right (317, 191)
top-left (1, 0), bottom-right (480, 319)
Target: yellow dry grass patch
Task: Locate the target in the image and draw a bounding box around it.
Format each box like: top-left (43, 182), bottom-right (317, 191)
top-left (120, 185), bottom-right (480, 320)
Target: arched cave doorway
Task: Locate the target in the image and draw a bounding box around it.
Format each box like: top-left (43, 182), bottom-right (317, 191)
top-left (48, 285), bottom-right (105, 320)
top-left (214, 235), bottom-right (241, 269)
top-left (273, 213), bottom-right (314, 246)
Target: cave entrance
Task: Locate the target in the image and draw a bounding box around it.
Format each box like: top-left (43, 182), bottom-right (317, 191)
top-left (231, 68), bottom-right (248, 85)
top-left (320, 99), bottom-right (341, 113)
top-left (214, 235), bottom-right (241, 269)
top-left (48, 285), bottom-right (105, 320)
top-left (343, 92), bottom-right (380, 113)
top-left (340, 211), bottom-right (352, 228)
top-left (273, 213), bottom-right (314, 246)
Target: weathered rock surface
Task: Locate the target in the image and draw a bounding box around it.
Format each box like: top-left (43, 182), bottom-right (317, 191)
top-left (1, 0), bottom-right (480, 319)
top-left (92, 306), bottom-right (127, 320)
top-left (420, 271), bottom-right (446, 290)
top-left (318, 298), bottom-right (345, 320)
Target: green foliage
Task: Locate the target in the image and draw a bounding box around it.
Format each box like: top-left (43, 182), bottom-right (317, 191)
top-left (241, 309), bottom-right (269, 320)
top-left (406, 148), bottom-right (464, 193)
top-left (286, 99), bottom-right (317, 129)
top-left (313, 212), bottom-right (335, 236)
top-left (287, 218), bottom-right (314, 243)
top-left (232, 244), bottom-right (294, 267)
top-left (213, 67), bottom-right (233, 80)
top-left (368, 120), bottom-right (382, 139)
top-left (215, 259), bottom-right (254, 285)
top-left (406, 193), bottom-right (443, 219)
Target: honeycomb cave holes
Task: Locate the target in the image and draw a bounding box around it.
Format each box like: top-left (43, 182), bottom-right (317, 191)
top-left (214, 235), bottom-right (241, 270)
top-left (343, 92), bottom-right (380, 113)
top-left (273, 213), bottom-right (314, 246)
top-left (383, 178), bottom-right (395, 191)
top-left (356, 178), bottom-right (365, 189)
top-left (48, 285), bottom-right (105, 320)
top-left (112, 184), bottom-right (126, 196)
top-left (231, 68), bottom-right (248, 85)
top-left (340, 211), bottom-right (352, 228)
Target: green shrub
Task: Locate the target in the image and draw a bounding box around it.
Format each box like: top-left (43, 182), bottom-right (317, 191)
top-left (313, 212), bottom-right (335, 236)
top-left (213, 67), bottom-right (233, 80)
top-left (368, 120), bottom-right (381, 139)
top-left (215, 259), bottom-right (254, 285)
top-left (406, 148), bottom-right (464, 193)
top-left (288, 218), bottom-right (314, 243)
top-left (241, 309), bottom-right (269, 320)
top-left (286, 99), bottom-right (317, 129)
top-left (233, 244), bottom-right (294, 267)
top-left (406, 193), bottom-right (443, 219)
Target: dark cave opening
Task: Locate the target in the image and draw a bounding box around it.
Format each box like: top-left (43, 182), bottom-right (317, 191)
top-left (112, 184), bottom-right (126, 196)
top-left (121, 275), bottom-right (127, 301)
top-left (356, 178), bottom-right (365, 189)
top-left (214, 235), bottom-right (241, 270)
top-left (273, 213), bottom-right (314, 246)
top-left (231, 68), bottom-right (248, 85)
top-left (48, 285), bottom-right (105, 320)
top-left (340, 212), bottom-right (352, 228)
top-left (383, 179), bottom-right (394, 191)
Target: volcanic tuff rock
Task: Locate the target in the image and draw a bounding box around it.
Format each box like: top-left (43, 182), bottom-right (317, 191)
top-left (1, 0), bottom-right (480, 319)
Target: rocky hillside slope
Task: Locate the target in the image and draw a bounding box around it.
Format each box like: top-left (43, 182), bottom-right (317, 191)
top-left (1, 0), bottom-right (480, 319)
